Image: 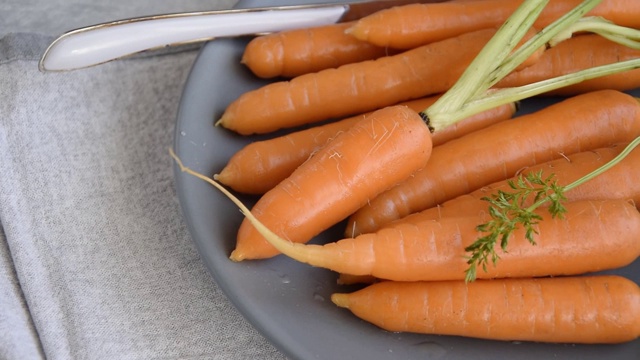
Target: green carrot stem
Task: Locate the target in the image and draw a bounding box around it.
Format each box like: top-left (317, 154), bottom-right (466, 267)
top-left (550, 16), bottom-right (640, 48)
top-left (484, 0), bottom-right (602, 92)
top-left (435, 58), bottom-right (640, 127)
top-left (423, 0), bottom-right (603, 131)
top-left (422, 0), bottom-right (550, 120)
top-left (524, 136), bottom-right (640, 213)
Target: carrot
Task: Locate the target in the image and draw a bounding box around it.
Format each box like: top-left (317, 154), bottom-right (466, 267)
top-left (346, 90), bottom-right (640, 236)
top-left (171, 139), bottom-right (640, 281)
top-left (497, 33), bottom-right (640, 95)
top-left (364, 142), bottom-right (640, 235)
top-left (241, 22), bottom-right (396, 79)
top-left (219, 0), bottom-right (640, 262)
top-left (215, 97), bottom-right (516, 195)
top-left (217, 28), bottom-right (503, 135)
top-left (347, 0), bottom-right (640, 49)
top-left (230, 192), bottom-right (640, 281)
top-left (331, 276), bottom-right (640, 344)
top-left (229, 105), bottom-right (433, 261)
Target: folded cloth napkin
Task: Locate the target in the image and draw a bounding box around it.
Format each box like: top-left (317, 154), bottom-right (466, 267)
top-left (0, 1), bottom-right (286, 359)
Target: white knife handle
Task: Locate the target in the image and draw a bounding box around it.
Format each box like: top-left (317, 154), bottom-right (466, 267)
top-left (39, 5), bottom-right (347, 72)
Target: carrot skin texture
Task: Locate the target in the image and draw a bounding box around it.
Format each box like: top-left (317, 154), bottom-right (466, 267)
top-left (373, 143), bottom-right (640, 234)
top-left (214, 114), bottom-right (363, 195)
top-left (348, 0), bottom-right (640, 49)
top-left (216, 97), bottom-right (515, 195)
top-left (347, 90), bottom-right (640, 236)
top-left (331, 276), bottom-right (640, 344)
top-left (282, 199), bottom-right (640, 281)
top-left (241, 22), bottom-right (395, 79)
top-left (497, 34), bottom-right (640, 95)
top-left (230, 105), bottom-right (433, 261)
top-left (218, 29), bottom-right (498, 135)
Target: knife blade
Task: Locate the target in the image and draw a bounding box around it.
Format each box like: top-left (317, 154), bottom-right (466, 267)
top-left (39, 0), bottom-right (444, 72)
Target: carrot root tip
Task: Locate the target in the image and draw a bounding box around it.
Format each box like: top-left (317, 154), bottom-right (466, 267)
top-left (330, 293), bottom-right (350, 308)
top-left (229, 250), bottom-right (245, 262)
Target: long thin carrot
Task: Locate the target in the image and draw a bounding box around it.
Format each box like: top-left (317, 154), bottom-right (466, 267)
top-left (217, 28), bottom-right (503, 135)
top-left (215, 97), bottom-right (516, 195)
top-left (331, 276), bottom-right (640, 344)
top-left (366, 142), bottom-right (640, 235)
top-left (241, 22), bottom-right (396, 79)
top-left (497, 33), bottom-right (640, 95)
top-left (171, 148), bottom-right (640, 282)
top-left (225, 190), bottom-right (640, 280)
top-left (230, 105), bottom-right (433, 261)
top-left (346, 90), bottom-right (640, 236)
top-left (347, 0), bottom-right (640, 49)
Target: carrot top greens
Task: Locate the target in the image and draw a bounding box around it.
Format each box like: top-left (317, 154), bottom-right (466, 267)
top-left (422, 0), bottom-right (640, 132)
top-left (465, 136), bottom-right (640, 282)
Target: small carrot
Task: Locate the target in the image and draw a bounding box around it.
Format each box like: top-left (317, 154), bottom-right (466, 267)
top-left (215, 96), bottom-right (516, 195)
top-left (347, 90), bottom-right (640, 236)
top-left (347, 0), bottom-right (640, 49)
top-left (331, 276), bottom-right (640, 344)
top-left (497, 33), bottom-right (640, 95)
top-left (230, 105), bottom-right (433, 261)
top-left (217, 28), bottom-right (503, 135)
top-left (241, 22), bottom-right (396, 79)
top-left (366, 142), bottom-right (640, 235)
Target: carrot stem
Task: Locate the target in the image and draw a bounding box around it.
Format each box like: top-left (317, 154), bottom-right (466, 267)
top-left (422, 0), bottom-right (552, 124)
top-left (525, 135), bottom-right (640, 213)
top-left (424, 0), bottom-right (608, 132)
top-left (551, 16), bottom-right (640, 48)
top-left (445, 58), bottom-right (640, 123)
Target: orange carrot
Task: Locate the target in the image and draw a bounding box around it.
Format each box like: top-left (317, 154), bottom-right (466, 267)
top-left (215, 97), bottom-right (516, 195)
top-left (346, 90), bottom-right (640, 236)
top-left (497, 33), bottom-right (640, 95)
top-left (347, 0), bottom-right (640, 49)
top-left (236, 196), bottom-right (640, 281)
top-left (217, 28), bottom-right (501, 135)
top-left (241, 22), bottom-right (396, 79)
top-left (331, 276), bottom-right (640, 344)
top-left (230, 105), bottom-right (433, 261)
top-left (367, 142), bottom-right (640, 235)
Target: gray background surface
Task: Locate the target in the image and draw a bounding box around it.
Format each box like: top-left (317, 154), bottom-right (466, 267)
top-left (0, 1), bottom-right (288, 359)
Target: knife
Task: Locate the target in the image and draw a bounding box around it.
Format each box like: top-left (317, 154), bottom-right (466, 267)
top-left (39, 0), bottom-right (443, 72)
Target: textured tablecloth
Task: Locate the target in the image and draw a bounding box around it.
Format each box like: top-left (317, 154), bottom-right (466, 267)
top-left (0, 1), bottom-right (287, 359)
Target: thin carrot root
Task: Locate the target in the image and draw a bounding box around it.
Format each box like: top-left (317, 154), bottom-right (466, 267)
top-left (331, 276), bottom-right (640, 344)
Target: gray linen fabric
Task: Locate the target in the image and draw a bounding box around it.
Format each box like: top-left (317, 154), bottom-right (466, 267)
top-left (0, 1), bottom-right (286, 359)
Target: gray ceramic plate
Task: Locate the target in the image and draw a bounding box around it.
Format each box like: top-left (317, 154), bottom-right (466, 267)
top-left (173, 1), bottom-right (640, 359)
